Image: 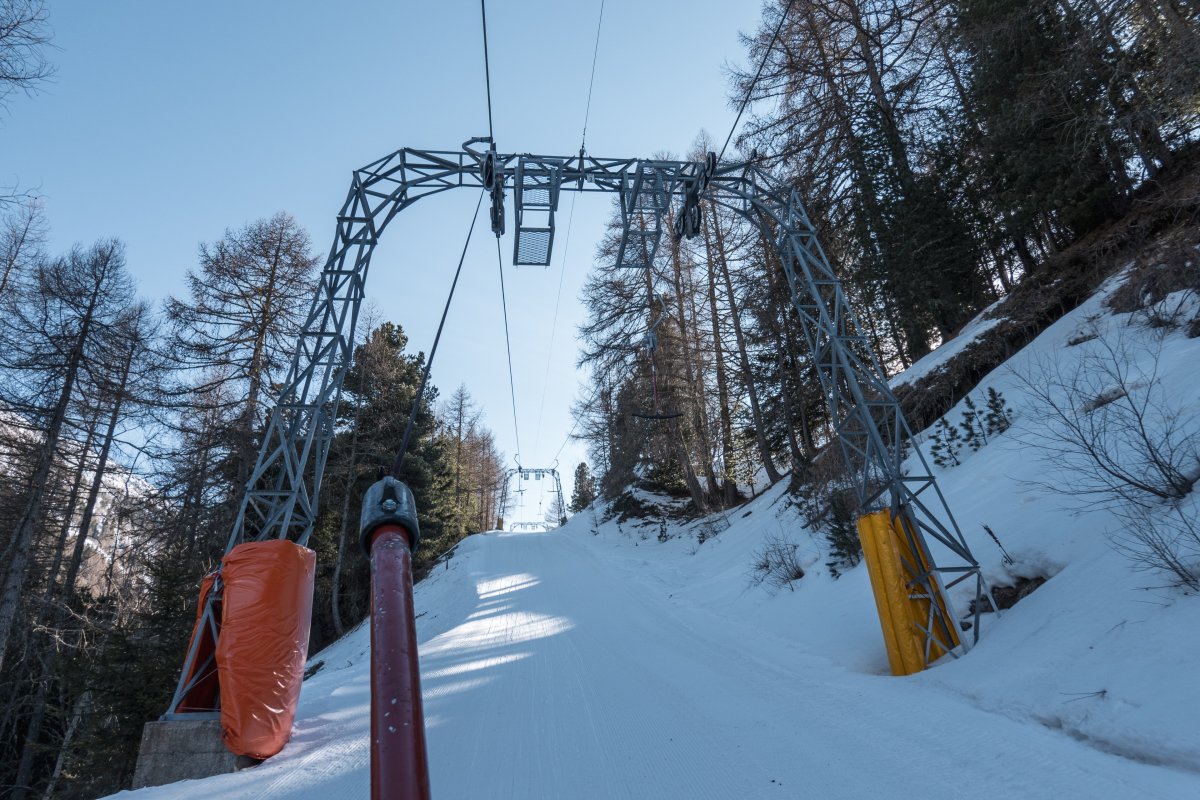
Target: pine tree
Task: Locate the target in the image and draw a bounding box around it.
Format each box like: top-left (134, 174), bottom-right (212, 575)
top-left (960, 394), bottom-right (989, 451)
top-left (166, 213), bottom-right (319, 499)
top-left (570, 463), bottom-right (597, 513)
top-left (0, 241), bottom-right (134, 673)
top-left (984, 387), bottom-right (1014, 435)
top-left (930, 417), bottom-right (962, 468)
top-left (825, 492), bottom-right (862, 579)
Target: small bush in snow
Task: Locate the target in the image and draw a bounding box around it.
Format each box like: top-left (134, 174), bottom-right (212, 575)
top-left (1016, 335), bottom-right (1198, 506)
top-left (930, 418), bottom-right (962, 468)
top-left (824, 494), bottom-right (862, 579)
top-left (930, 389), bottom-right (1013, 468)
top-left (1016, 332), bottom-right (1200, 587)
top-left (984, 387), bottom-right (1014, 435)
top-left (960, 395), bottom-right (989, 451)
top-left (1110, 502), bottom-right (1200, 591)
top-left (750, 532), bottom-right (806, 592)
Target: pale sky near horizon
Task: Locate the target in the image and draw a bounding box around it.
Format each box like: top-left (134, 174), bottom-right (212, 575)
top-left (2, 0), bottom-right (765, 522)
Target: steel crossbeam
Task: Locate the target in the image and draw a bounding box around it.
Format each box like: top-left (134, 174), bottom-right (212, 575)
top-left (164, 140), bottom-right (992, 717)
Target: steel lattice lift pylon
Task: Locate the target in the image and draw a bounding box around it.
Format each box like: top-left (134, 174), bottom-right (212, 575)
top-left (497, 465), bottom-right (567, 529)
top-left (164, 137), bottom-right (993, 717)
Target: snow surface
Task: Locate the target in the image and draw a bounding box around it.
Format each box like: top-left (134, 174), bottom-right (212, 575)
top-left (111, 273), bottom-right (1200, 799)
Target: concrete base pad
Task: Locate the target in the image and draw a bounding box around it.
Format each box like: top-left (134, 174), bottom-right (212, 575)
top-left (132, 718), bottom-right (239, 789)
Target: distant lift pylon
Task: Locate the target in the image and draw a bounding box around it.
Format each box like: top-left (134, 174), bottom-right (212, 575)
top-left (497, 465), bottom-right (567, 530)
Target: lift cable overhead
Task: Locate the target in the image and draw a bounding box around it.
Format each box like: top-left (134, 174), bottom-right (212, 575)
top-left (580, 0), bottom-right (606, 153)
top-left (533, 0), bottom-right (606, 457)
top-left (717, 0), bottom-right (796, 165)
top-left (480, 0), bottom-right (496, 140)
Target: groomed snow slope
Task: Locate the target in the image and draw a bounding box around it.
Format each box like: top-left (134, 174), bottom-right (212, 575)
top-left (112, 271), bottom-right (1200, 800)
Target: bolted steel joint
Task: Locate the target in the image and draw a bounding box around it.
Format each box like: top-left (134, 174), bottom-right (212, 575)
top-left (359, 476), bottom-right (421, 555)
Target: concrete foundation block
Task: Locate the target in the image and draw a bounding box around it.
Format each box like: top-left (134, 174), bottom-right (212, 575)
top-left (132, 718), bottom-right (239, 789)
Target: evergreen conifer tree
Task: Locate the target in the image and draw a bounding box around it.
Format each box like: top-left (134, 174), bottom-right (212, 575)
top-left (570, 462), bottom-right (597, 513)
top-left (930, 418), bottom-right (962, 468)
top-left (984, 387), bottom-right (1014, 435)
top-left (960, 395), bottom-right (989, 451)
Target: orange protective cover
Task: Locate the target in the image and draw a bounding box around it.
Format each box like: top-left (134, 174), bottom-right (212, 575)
top-left (216, 539), bottom-right (316, 759)
top-left (177, 572), bottom-right (220, 712)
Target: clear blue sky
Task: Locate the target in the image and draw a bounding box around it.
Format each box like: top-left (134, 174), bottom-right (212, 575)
top-left (2, 0), bottom-right (764, 522)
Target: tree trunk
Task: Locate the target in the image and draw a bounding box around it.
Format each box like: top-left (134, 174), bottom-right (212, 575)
top-left (0, 287), bottom-right (99, 672)
top-left (236, 236), bottom-right (283, 495)
top-left (61, 344), bottom-right (132, 600)
top-left (667, 227), bottom-right (720, 502)
top-left (701, 206), bottom-right (739, 506)
top-left (40, 690), bottom-right (89, 800)
top-left (760, 244), bottom-right (808, 468)
top-left (670, 419), bottom-right (708, 513)
top-left (40, 413), bottom-right (100, 606)
top-left (332, 400), bottom-right (364, 637)
top-left (12, 652), bottom-right (51, 800)
top-left (712, 213), bottom-right (782, 485)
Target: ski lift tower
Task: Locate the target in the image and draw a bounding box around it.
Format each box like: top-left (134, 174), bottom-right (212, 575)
top-left (143, 138), bottom-right (996, 789)
top-left (497, 465), bottom-right (567, 529)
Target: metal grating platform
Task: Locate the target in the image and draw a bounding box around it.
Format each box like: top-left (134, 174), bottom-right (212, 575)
top-left (515, 228), bottom-right (552, 265)
top-left (513, 156), bottom-right (562, 267)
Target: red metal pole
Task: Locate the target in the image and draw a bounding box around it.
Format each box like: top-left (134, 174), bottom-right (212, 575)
top-left (369, 524), bottom-right (430, 800)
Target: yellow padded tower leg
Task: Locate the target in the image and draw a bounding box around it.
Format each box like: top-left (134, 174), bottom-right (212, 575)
top-left (858, 510), bottom-right (961, 676)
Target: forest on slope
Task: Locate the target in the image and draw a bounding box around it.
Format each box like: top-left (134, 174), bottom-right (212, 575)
top-left (574, 0), bottom-right (1199, 518)
top-left (0, 7), bottom-right (510, 794)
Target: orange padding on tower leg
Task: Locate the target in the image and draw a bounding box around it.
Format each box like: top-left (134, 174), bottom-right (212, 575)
top-left (177, 572), bottom-right (220, 712)
top-left (216, 539), bottom-right (316, 759)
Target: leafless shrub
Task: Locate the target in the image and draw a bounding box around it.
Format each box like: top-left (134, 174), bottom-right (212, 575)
top-left (749, 532), bottom-right (806, 592)
top-left (1014, 333), bottom-right (1200, 509)
top-left (1110, 502), bottom-right (1200, 591)
top-left (1016, 328), bottom-right (1200, 587)
top-left (791, 449), bottom-right (860, 529)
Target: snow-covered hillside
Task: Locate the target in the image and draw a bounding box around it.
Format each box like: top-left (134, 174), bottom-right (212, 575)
top-left (111, 269), bottom-right (1200, 799)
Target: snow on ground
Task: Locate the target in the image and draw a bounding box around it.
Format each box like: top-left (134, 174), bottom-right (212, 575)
top-left (111, 273), bottom-right (1200, 799)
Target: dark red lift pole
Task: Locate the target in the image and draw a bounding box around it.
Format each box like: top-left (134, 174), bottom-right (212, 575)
top-left (360, 478), bottom-right (431, 800)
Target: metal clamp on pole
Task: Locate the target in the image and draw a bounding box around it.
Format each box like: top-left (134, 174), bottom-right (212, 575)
top-left (359, 477), bottom-right (430, 800)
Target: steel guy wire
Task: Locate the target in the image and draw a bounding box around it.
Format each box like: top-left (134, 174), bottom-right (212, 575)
top-left (534, 0), bottom-right (605, 458)
top-left (532, 190), bottom-right (577, 458)
top-left (580, 0), bottom-right (606, 151)
top-left (717, 0), bottom-right (795, 164)
top-left (480, 0), bottom-right (495, 140)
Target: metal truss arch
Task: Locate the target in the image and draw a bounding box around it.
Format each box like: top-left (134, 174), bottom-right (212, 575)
top-left (166, 140), bottom-right (991, 718)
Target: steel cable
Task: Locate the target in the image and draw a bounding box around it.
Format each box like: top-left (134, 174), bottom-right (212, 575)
top-left (717, 0), bottom-right (795, 164)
